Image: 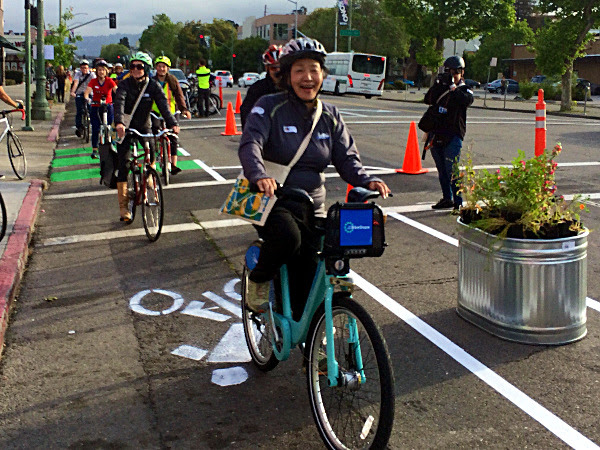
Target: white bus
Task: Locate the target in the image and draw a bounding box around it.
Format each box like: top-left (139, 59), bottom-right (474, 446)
top-left (322, 52), bottom-right (386, 99)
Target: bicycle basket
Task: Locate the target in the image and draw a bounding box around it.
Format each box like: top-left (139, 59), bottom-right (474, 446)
top-left (324, 202), bottom-right (386, 258)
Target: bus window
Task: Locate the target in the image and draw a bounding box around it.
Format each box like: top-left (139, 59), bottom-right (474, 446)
top-left (352, 55), bottom-right (385, 75)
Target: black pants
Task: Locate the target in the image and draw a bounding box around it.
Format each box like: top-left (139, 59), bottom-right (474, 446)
top-left (250, 199), bottom-right (320, 320)
top-left (116, 133), bottom-right (154, 182)
top-left (197, 88), bottom-right (210, 117)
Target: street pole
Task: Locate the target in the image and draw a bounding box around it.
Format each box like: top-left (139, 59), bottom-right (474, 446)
top-left (348, 0), bottom-right (352, 51)
top-left (59, 0), bottom-right (62, 25)
top-left (334, 0), bottom-right (338, 52)
top-left (23, 1), bottom-right (34, 131)
top-left (287, 0), bottom-right (298, 39)
top-left (32, 0), bottom-right (51, 120)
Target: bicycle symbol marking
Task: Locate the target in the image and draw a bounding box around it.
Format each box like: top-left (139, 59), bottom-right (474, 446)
top-left (128, 279), bottom-right (250, 386)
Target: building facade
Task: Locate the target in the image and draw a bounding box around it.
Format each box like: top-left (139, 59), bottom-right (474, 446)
top-left (251, 13), bottom-right (308, 46)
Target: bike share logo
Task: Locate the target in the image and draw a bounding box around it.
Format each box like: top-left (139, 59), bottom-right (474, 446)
top-left (344, 221), bottom-right (370, 234)
top-left (338, 0), bottom-right (349, 25)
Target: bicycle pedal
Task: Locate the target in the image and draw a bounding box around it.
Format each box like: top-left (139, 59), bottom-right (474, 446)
top-left (330, 278), bottom-right (354, 291)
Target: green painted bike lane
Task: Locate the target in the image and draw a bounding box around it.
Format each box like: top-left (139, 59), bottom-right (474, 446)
top-left (50, 146), bottom-right (197, 182)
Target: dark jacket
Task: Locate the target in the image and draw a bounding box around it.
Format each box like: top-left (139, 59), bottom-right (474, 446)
top-left (114, 76), bottom-right (177, 132)
top-left (240, 75), bottom-right (279, 129)
top-left (424, 79), bottom-right (473, 139)
top-left (239, 91), bottom-right (380, 216)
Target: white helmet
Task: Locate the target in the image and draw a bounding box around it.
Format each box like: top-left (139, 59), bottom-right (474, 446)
top-left (279, 37), bottom-right (327, 70)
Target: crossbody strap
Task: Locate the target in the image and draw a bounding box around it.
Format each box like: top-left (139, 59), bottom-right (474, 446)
top-left (129, 78), bottom-right (150, 119)
top-left (286, 99), bottom-right (323, 168)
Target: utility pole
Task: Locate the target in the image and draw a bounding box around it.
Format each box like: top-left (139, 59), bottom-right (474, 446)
top-left (334, 0), bottom-right (338, 52)
top-left (32, 0), bottom-right (51, 120)
top-left (348, 0), bottom-right (352, 51)
top-left (23, 0), bottom-right (34, 130)
top-left (59, 0), bottom-right (62, 25)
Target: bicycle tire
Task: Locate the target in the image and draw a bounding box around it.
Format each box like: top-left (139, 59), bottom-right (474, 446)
top-left (208, 94), bottom-right (221, 116)
top-left (142, 167), bottom-right (163, 242)
top-left (126, 168), bottom-right (139, 223)
top-left (161, 137), bottom-right (170, 186)
top-left (306, 292), bottom-right (395, 449)
top-left (82, 110), bottom-right (90, 143)
top-left (0, 192), bottom-right (7, 243)
top-left (241, 242), bottom-right (279, 371)
top-left (7, 131), bottom-right (27, 180)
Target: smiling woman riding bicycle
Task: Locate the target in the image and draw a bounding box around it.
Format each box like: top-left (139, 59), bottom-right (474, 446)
top-left (238, 37), bottom-right (390, 318)
top-left (113, 52), bottom-right (179, 222)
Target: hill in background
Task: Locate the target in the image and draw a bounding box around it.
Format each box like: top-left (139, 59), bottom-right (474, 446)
top-left (75, 33), bottom-right (141, 59)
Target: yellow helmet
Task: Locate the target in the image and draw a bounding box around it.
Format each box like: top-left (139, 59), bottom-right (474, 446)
top-left (155, 55), bottom-right (171, 67)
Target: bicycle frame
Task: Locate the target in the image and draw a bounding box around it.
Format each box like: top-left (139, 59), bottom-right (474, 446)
top-left (0, 109), bottom-right (25, 143)
top-left (266, 252), bottom-right (366, 388)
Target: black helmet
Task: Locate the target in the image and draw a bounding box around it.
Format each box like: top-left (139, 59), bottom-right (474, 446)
top-left (443, 56), bottom-right (465, 71)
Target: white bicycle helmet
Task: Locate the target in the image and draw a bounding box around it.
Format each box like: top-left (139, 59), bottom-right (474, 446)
top-left (279, 37), bottom-right (327, 69)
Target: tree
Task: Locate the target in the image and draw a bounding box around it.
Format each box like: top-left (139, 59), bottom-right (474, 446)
top-left (300, 2), bottom-right (409, 62)
top-left (231, 36), bottom-right (269, 76)
top-left (468, 20), bottom-right (534, 82)
top-left (139, 14), bottom-right (182, 61)
top-left (44, 8), bottom-right (82, 68)
top-left (175, 19), bottom-right (237, 71)
top-left (119, 37), bottom-right (130, 49)
top-left (100, 43), bottom-right (130, 63)
top-left (534, 0), bottom-right (600, 111)
top-left (384, 0), bottom-right (515, 71)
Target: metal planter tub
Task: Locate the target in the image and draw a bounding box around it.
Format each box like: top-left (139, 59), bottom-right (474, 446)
top-left (457, 219), bottom-right (588, 345)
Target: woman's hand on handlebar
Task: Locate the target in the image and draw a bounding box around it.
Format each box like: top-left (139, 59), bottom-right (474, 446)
top-left (368, 181), bottom-right (391, 199)
top-left (116, 123), bottom-right (126, 139)
top-left (257, 177), bottom-right (277, 197)
top-left (182, 111), bottom-right (192, 120)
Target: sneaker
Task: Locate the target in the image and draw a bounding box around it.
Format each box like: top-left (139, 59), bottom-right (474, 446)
top-left (91, 150), bottom-right (99, 159)
top-left (431, 198), bottom-right (454, 210)
top-left (0, 174), bottom-right (5, 180)
top-left (171, 165), bottom-right (182, 175)
top-left (246, 279), bottom-right (270, 313)
top-left (75, 127), bottom-right (82, 137)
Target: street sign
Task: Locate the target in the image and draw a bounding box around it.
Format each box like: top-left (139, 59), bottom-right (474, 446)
top-left (340, 29), bottom-right (360, 37)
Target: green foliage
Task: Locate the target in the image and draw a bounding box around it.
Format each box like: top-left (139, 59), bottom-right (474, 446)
top-left (175, 19), bottom-right (238, 70)
top-left (44, 8), bottom-right (82, 68)
top-left (469, 20), bottom-right (534, 82)
top-left (231, 36), bottom-right (269, 76)
top-left (100, 44), bottom-right (130, 63)
top-left (139, 14), bottom-right (183, 61)
top-left (300, 2), bottom-right (409, 62)
top-left (5, 70), bottom-right (23, 84)
top-left (518, 80), bottom-right (536, 99)
top-left (458, 144), bottom-right (587, 237)
top-left (384, 0), bottom-right (516, 70)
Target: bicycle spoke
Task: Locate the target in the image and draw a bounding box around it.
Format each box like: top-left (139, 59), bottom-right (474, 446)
top-left (7, 132), bottom-right (27, 179)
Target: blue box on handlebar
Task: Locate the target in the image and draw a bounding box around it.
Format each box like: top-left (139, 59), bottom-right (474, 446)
top-left (324, 202), bottom-right (386, 258)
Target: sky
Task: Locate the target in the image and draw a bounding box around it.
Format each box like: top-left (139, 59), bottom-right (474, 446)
top-left (3, 0), bottom-right (337, 36)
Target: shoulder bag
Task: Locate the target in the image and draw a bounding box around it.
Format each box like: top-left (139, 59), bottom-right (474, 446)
top-left (418, 89), bottom-right (450, 133)
top-left (220, 100), bottom-right (323, 226)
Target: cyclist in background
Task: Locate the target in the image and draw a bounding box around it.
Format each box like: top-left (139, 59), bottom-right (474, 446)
top-left (238, 37), bottom-right (390, 316)
top-left (84, 59), bottom-right (117, 159)
top-left (195, 58), bottom-right (211, 117)
top-left (152, 55), bottom-right (191, 175)
top-left (110, 63), bottom-right (125, 84)
top-left (113, 52), bottom-right (179, 222)
top-left (240, 44), bottom-right (282, 129)
top-left (70, 60), bottom-right (96, 137)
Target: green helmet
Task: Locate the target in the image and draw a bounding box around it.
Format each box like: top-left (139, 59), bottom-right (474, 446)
top-left (131, 51), bottom-right (153, 68)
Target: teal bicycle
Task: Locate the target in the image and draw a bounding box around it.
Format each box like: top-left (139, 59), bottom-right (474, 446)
top-left (241, 186), bottom-right (395, 449)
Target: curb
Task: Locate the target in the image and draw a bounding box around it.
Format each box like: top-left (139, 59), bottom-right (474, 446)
top-left (47, 110), bottom-right (64, 142)
top-left (0, 179), bottom-right (45, 354)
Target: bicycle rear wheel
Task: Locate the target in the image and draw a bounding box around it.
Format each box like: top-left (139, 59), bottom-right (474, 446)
top-left (208, 94), bottom-right (222, 115)
top-left (0, 192), bottom-right (7, 243)
top-left (126, 168), bottom-right (139, 223)
top-left (160, 137), bottom-right (170, 186)
top-left (7, 131), bottom-right (27, 180)
top-left (142, 167), bottom-right (163, 242)
top-left (241, 241), bottom-right (279, 371)
top-left (306, 292), bottom-right (395, 449)
top-left (82, 111), bottom-right (90, 143)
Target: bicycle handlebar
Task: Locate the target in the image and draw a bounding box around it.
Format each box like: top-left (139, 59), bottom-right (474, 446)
top-left (126, 128), bottom-right (173, 139)
top-left (0, 109), bottom-right (26, 120)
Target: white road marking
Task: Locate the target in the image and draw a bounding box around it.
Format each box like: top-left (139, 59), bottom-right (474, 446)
top-left (202, 291), bottom-right (242, 318)
top-left (194, 159), bottom-right (226, 181)
top-left (223, 278), bottom-right (242, 301)
top-left (129, 289), bottom-right (184, 316)
top-left (388, 212), bottom-right (458, 246)
top-left (178, 147), bottom-right (190, 156)
top-left (181, 300), bottom-right (231, 322)
top-left (587, 298), bottom-right (600, 312)
top-left (351, 270), bottom-right (599, 450)
top-left (207, 323), bottom-right (251, 363)
top-left (211, 366), bottom-right (249, 386)
top-left (171, 345), bottom-right (208, 361)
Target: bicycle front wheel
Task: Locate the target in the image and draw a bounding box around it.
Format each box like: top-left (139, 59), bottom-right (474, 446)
top-left (306, 292), bottom-right (395, 449)
top-left (160, 137), bottom-right (170, 186)
top-left (126, 168), bottom-right (139, 223)
top-left (142, 167), bottom-right (163, 242)
top-left (7, 131), bottom-right (27, 180)
top-left (208, 94), bottom-right (222, 115)
top-left (241, 243), bottom-right (279, 372)
top-left (0, 192), bottom-right (7, 243)
top-left (82, 112), bottom-right (90, 143)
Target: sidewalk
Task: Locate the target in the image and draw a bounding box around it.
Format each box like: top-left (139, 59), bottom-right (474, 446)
top-left (0, 81), bottom-right (64, 353)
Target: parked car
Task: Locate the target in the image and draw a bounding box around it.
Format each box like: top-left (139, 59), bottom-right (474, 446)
top-left (486, 78), bottom-right (519, 94)
top-left (530, 75), bottom-right (547, 83)
top-left (576, 78), bottom-right (600, 95)
top-left (464, 79), bottom-right (481, 89)
top-left (213, 70), bottom-right (233, 87)
top-left (237, 72), bottom-right (260, 87)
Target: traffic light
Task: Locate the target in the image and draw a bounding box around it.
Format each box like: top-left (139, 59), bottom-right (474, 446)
top-left (232, 54), bottom-right (236, 58)
top-left (30, 6), bottom-right (38, 26)
top-left (199, 34), bottom-right (206, 47)
top-left (205, 35), bottom-right (211, 47)
top-left (109, 13), bottom-right (116, 29)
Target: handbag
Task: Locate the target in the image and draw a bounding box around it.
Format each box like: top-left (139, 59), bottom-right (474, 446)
top-left (220, 100), bottom-right (323, 226)
top-left (418, 89), bottom-right (450, 133)
top-left (99, 143), bottom-right (118, 189)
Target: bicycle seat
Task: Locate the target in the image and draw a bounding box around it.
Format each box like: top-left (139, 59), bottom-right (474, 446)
top-left (347, 187), bottom-right (381, 203)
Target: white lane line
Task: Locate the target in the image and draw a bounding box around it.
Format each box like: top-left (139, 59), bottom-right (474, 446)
top-left (351, 270), bottom-right (599, 450)
top-left (178, 147), bottom-right (190, 156)
top-left (337, 110), bottom-right (368, 117)
top-left (201, 218), bottom-right (250, 229)
top-left (587, 298), bottom-right (600, 312)
top-left (182, 124), bottom-right (238, 130)
top-left (41, 223), bottom-right (201, 246)
top-left (194, 159), bottom-right (227, 181)
top-left (343, 120), bottom-right (600, 126)
top-left (201, 291), bottom-right (242, 318)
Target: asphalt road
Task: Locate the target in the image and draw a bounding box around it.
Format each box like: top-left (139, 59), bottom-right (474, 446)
top-left (0, 90), bottom-right (599, 449)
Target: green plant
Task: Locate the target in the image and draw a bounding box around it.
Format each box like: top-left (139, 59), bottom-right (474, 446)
top-left (518, 81), bottom-right (536, 100)
top-left (457, 143), bottom-right (588, 239)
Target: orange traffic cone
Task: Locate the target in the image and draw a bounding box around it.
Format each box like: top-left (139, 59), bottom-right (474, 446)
top-left (219, 84), bottom-right (223, 106)
top-left (396, 121), bottom-right (428, 174)
top-left (235, 91), bottom-right (242, 114)
top-left (345, 184), bottom-right (353, 202)
top-left (221, 102), bottom-right (242, 136)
